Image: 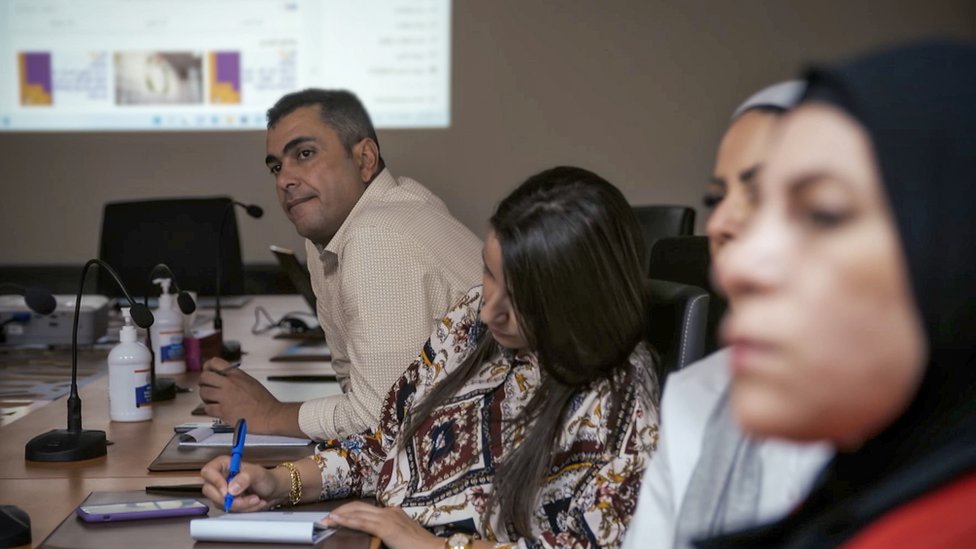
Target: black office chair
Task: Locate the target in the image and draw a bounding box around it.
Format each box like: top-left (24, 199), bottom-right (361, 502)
top-left (631, 205), bottom-right (696, 270)
top-left (648, 235), bottom-right (725, 354)
top-left (645, 278), bottom-right (709, 381)
top-left (97, 197), bottom-right (244, 298)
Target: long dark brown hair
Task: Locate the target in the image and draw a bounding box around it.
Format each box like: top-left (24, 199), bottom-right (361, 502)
top-left (402, 166), bottom-right (657, 538)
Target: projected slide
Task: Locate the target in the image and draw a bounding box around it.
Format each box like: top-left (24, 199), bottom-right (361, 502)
top-left (0, 0), bottom-right (451, 131)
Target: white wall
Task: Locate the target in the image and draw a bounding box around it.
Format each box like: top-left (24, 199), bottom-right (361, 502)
top-left (1, 0), bottom-right (973, 264)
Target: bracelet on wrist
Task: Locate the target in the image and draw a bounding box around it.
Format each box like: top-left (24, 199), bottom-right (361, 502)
top-left (279, 461), bottom-right (302, 506)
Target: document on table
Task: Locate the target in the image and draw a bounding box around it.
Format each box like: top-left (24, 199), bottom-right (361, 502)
top-left (190, 511), bottom-right (335, 544)
top-left (178, 429), bottom-right (311, 447)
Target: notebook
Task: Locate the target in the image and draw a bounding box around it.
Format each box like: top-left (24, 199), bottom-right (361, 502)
top-left (178, 431), bottom-right (312, 447)
top-left (190, 511), bottom-right (336, 544)
top-left (148, 433), bottom-right (314, 472)
top-left (39, 490), bottom-right (372, 548)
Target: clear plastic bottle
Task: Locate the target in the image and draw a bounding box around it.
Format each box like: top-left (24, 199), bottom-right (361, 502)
top-left (108, 307), bottom-right (153, 421)
top-left (150, 277), bottom-right (187, 374)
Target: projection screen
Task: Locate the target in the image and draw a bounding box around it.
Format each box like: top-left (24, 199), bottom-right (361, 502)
top-left (0, 0), bottom-right (451, 131)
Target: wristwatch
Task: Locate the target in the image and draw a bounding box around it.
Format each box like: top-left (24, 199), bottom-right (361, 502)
top-left (444, 532), bottom-right (473, 549)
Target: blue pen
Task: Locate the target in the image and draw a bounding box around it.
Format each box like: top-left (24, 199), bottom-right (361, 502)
top-left (224, 418), bottom-right (247, 512)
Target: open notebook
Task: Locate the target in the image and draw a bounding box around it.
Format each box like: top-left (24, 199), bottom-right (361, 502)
top-left (178, 429), bottom-right (311, 447)
top-left (190, 511), bottom-right (336, 544)
top-left (148, 433), bottom-right (314, 472)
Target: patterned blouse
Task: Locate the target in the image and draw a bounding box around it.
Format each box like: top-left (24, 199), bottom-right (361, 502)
top-left (313, 286), bottom-right (660, 548)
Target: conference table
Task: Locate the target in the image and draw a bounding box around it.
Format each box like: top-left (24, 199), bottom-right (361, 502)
top-left (0, 295), bottom-right (372, 548)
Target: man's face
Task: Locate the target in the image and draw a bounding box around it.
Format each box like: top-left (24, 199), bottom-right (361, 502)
top-left (265, 105), bottom-right (369, 246)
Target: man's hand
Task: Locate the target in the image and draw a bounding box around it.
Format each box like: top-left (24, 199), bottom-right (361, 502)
top-left (199, 357), bottom-right (303, 436)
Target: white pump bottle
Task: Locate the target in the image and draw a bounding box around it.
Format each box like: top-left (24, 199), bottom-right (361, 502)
top-left (108, 307), bottom-right (153, 421)
top-left (151, 277), bottom-right (187, 374)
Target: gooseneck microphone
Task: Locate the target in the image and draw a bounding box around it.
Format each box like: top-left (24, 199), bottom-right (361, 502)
top-left (149, 264), bottom-right (197, 316)
top-left (145, 264), bottom-right (196, 401)
top-left (0, 283), bottom-right (57, 315)
top-left (214, 200), bottom-right (262, 359)
top-left (0, 283), bottom-right (56, 344)
top-left (25, 259), bottom-right (154, 462)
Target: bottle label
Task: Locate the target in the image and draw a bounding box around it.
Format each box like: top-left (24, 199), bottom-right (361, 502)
top-left (160, 331), bottom-right (185, 362)
top-left (135, 383), bottom-right (152, 407)
top-left (109, 363), bottom-right (152, 421)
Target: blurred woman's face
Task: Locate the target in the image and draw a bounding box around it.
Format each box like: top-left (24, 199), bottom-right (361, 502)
top-left (705, 110), bottom-right (781, 259)
top-left (480, 231), bottom-right (529, 351)
top-left (715, 103), bottom-right (926, 447)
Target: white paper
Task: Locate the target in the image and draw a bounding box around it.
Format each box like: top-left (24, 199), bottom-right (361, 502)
top-left (178, 432), bottom-right (312, 447)
top-left (190, 511), bottom-right (335, 544)
top-left (179, 426), bottom-right (215, 442)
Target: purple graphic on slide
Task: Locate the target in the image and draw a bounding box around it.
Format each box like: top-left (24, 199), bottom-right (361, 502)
top-left (215, 52), bottom-right (240, 91)
top-left (24, 52), bottom-right (53, 93)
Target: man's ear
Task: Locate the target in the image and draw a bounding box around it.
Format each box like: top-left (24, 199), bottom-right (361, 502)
top-left (353, 138), bottom-right (380, 183)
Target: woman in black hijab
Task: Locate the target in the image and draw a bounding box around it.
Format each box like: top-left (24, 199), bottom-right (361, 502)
top-left (701, 41), bottom-right (976, 548)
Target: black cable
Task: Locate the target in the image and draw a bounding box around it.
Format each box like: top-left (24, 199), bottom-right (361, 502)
top-left (250, 307), bottom-right (317, 335)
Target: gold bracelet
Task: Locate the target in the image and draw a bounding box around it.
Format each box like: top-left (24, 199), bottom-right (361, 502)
top-left (280, 461), bottom-right (302, 506)
top-left (310, 452), bottom-right (326, 473)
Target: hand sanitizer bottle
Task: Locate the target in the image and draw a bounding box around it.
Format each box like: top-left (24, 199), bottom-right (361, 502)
top-left (108, 307), bottom-right (153, 421)
top-left (151, 277), bottom-right (187, 374)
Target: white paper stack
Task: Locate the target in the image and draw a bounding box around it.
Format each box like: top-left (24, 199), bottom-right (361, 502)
top-left (190, 511), bottom-right (335, 544)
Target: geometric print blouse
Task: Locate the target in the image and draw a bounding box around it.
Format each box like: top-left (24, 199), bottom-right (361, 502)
top-left (314, 286), bottom-right (660, 548)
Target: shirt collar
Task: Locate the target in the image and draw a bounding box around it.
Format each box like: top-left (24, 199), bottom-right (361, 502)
top-left (314, 167), bottom-right (397, 259)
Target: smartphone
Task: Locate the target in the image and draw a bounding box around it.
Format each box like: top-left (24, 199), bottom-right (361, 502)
top-left (76, 499), bottom-right (210, 522)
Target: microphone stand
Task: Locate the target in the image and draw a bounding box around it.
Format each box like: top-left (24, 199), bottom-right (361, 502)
top-left (25, 259), bottom-right (154, 462)
top-left (214, 200), bottom-right (262, 360)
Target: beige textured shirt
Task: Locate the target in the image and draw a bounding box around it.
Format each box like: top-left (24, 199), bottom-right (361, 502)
top-left (299, 168), bottom-right (482, 440)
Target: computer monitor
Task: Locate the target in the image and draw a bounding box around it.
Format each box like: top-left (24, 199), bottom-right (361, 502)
top-left (270, 245), bottom-right (316, 313)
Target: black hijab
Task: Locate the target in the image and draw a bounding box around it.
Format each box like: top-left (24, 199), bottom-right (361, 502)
top-left (699, 40), bottom-right (976, 549)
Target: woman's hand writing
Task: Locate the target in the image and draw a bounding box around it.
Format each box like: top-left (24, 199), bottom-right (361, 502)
top-left (199, 455), bottom-right (286, 512)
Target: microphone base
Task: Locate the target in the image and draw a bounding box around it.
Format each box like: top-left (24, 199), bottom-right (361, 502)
top-left (221, 340), bottom-right (242, 361)
top-left (25, 429), bottom-right (107, 462)
top-left (0, 505), bottom-right (31, 548)
top-left (152, 377), bottom-right (178, 401)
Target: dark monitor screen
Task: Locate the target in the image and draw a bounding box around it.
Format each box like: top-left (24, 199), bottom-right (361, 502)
top-left (270, 245), bottom-right (315, 313)
top-left (97, 196), bottom-right (243, 297)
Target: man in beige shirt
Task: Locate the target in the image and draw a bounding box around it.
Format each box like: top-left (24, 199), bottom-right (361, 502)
top-left (199, 89), bottom-right (482, 440)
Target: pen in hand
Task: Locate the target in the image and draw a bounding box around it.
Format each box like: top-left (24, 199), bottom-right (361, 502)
top-left (224, 418), bottom-right (247, 512)
top-left (218, 361), bottom-right (242, 375)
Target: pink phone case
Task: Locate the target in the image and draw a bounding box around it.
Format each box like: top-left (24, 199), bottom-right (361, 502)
top-left (76, 499), bottom-right (210, 522)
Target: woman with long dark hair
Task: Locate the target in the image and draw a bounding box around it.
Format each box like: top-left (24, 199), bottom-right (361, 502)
top-left (201, 166), bottom-right (660, 548)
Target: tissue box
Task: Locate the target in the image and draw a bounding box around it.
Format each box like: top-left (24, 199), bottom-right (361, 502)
top-left (184, 328), bottom-right (223, 371)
